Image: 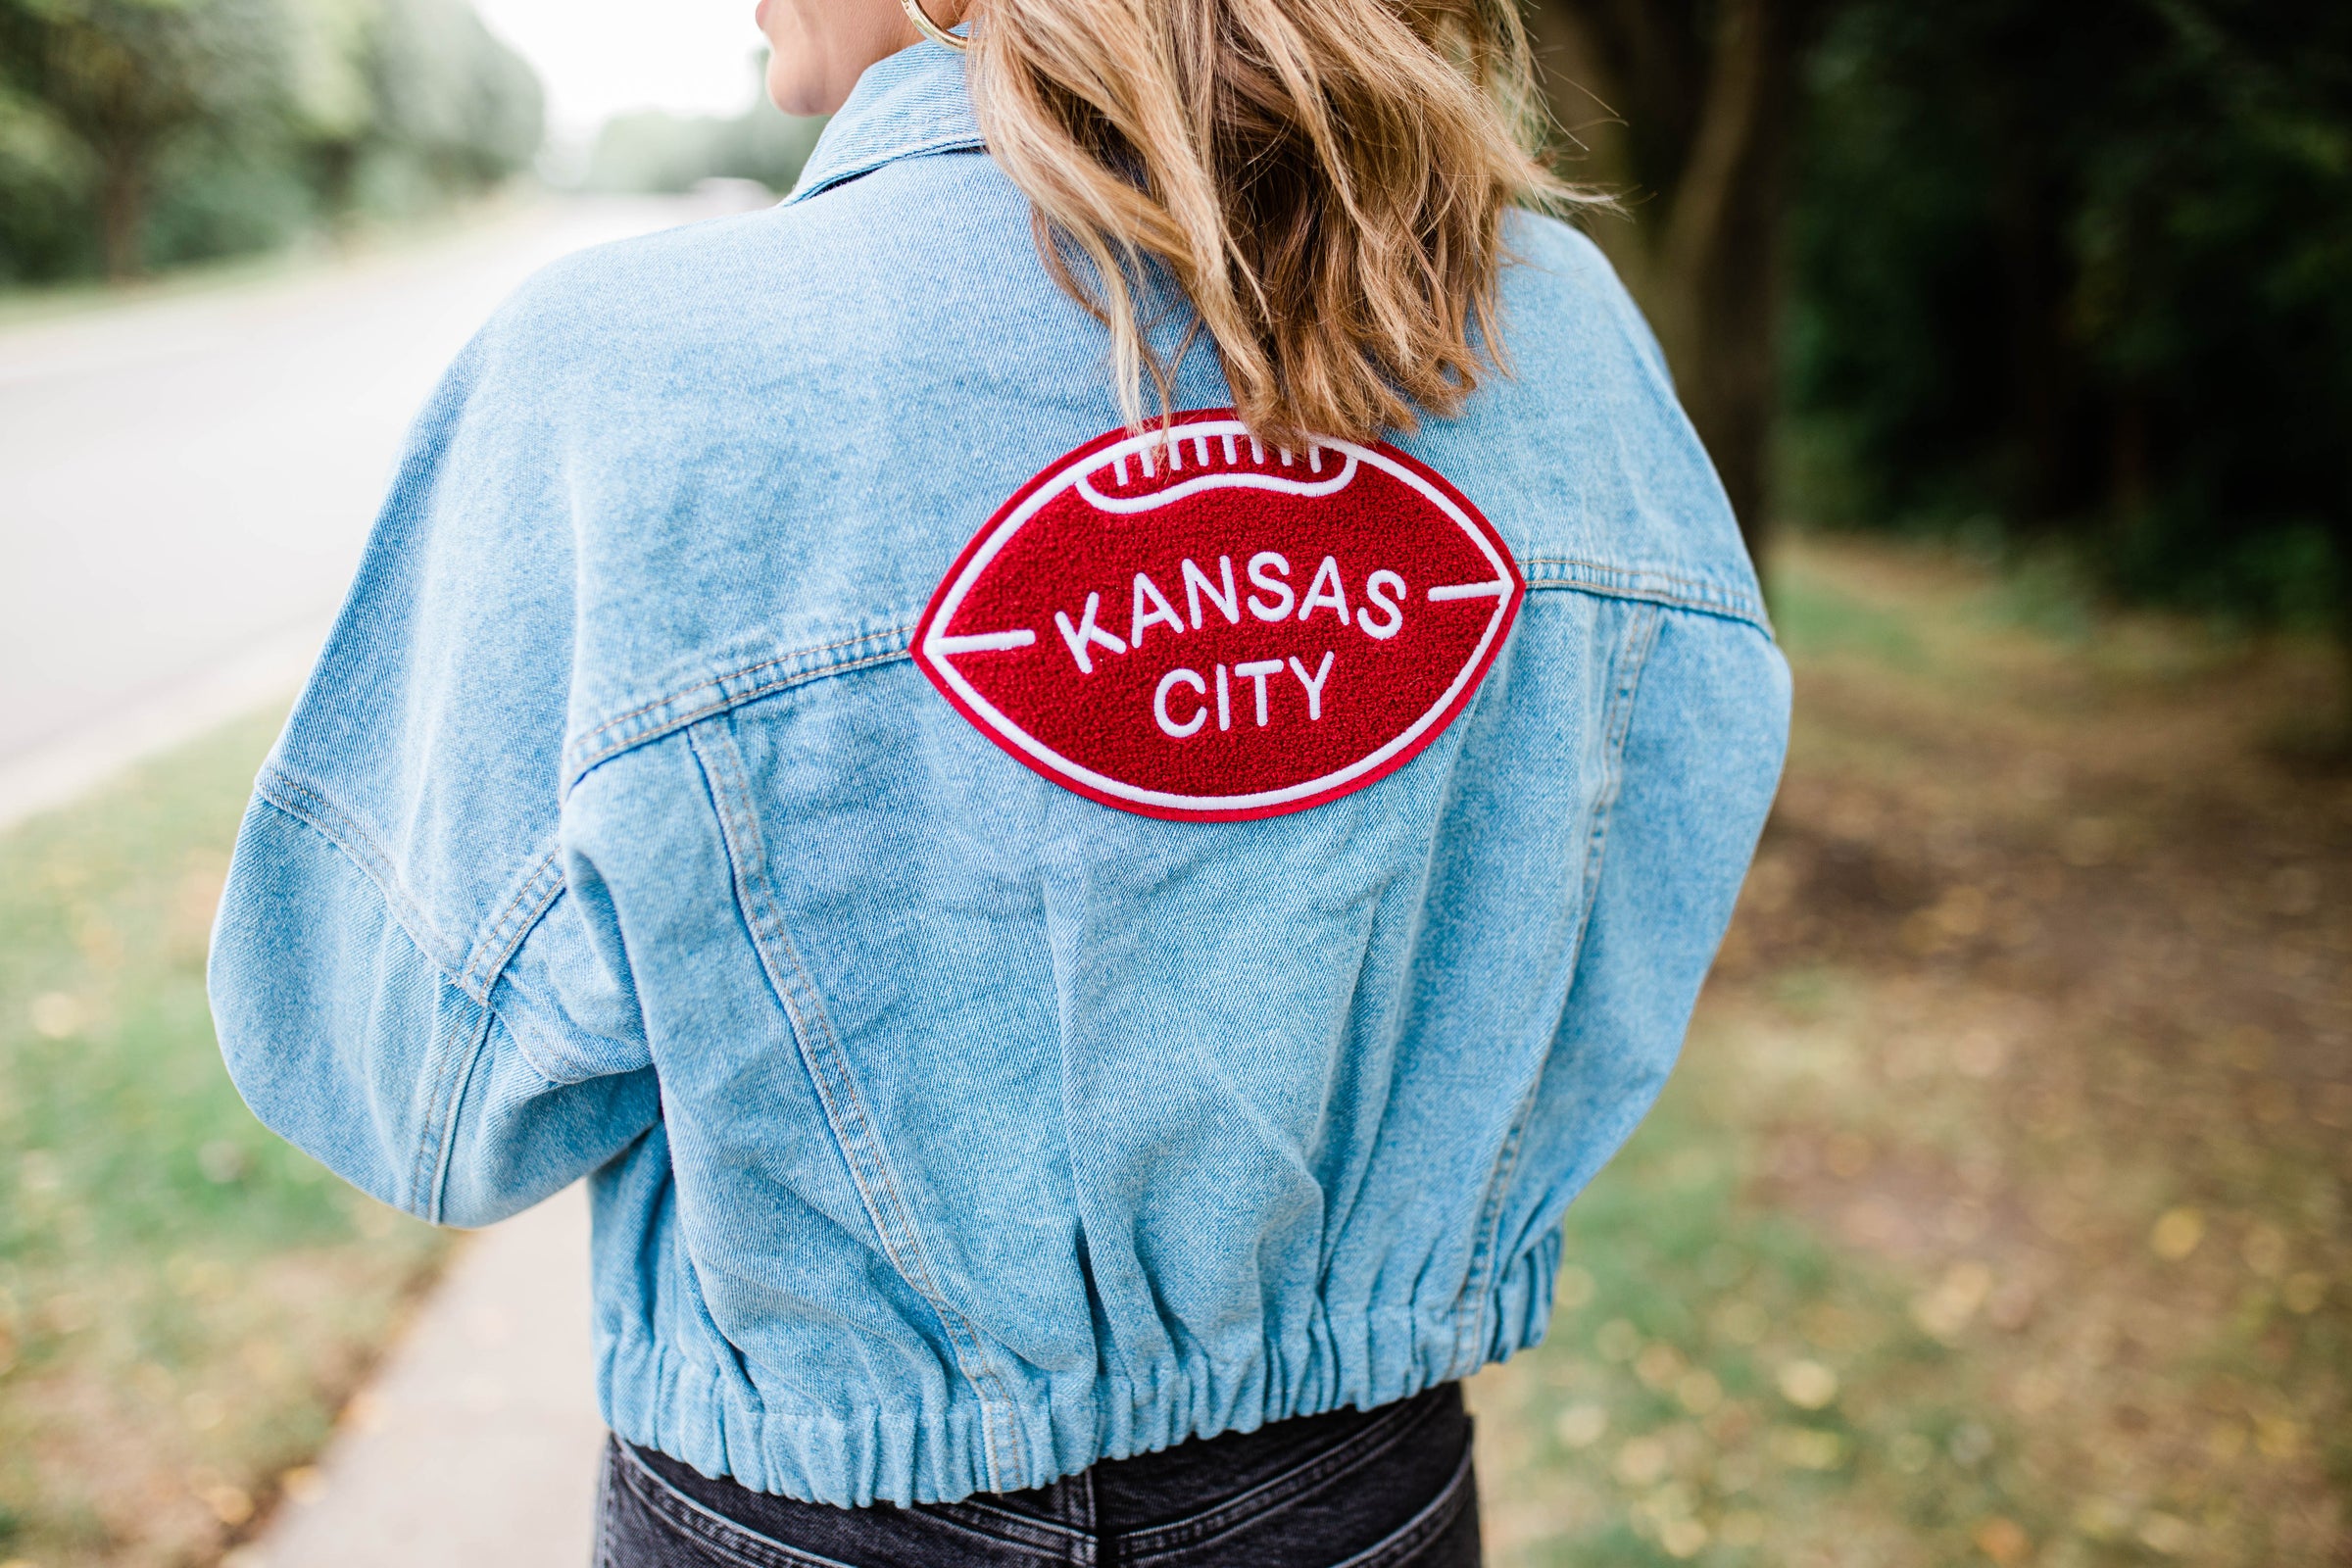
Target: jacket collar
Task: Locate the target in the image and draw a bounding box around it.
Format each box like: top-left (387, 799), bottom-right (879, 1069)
top-left (786, 36), bottom-right (982, 205)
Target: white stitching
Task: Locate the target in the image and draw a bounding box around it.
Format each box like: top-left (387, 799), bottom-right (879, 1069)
top-left (687, 715), bottom-right (1032, 1492)
top-left (1451, 601), bottom-right (1661, 1374)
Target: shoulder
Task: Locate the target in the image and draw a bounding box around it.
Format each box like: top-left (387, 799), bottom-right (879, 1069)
top-left (471, 206), bottom-right (819, 372)
top-left (466, 157), bottom-right (1032, 398)
top-left (1391, 209), bottom-right (1766, 627)
top-left (1495, 210), bottom-right (1678, 405)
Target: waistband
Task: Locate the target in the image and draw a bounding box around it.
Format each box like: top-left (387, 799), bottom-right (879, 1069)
top-left (618, 1384), bottom-right (1472, 1565)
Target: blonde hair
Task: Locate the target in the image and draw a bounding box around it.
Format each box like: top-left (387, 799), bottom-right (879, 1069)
top-left (966, 0), bottom-right (1583, 445)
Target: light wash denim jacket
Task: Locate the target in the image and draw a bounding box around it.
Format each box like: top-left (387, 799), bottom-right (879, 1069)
top-left (210, 39), bottom-right (1788, 1509)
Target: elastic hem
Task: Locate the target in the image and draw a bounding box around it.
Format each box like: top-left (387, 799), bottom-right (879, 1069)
top-left (600, 1263), bottom-right (1555, 1510)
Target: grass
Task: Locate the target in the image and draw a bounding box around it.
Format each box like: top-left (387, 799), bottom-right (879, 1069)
top-left (1468, 533), bottom-right (2350, 1566)
top-left (0, 707), bottom-right (445, 1568)
top-left (0, 188), bottom-right (540, 332)
top-left (0, 531), bottom-right (2342, 1566)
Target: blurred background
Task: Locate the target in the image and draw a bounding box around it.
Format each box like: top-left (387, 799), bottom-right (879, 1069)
top-left (0, 1), bottom-right (2343, 1565)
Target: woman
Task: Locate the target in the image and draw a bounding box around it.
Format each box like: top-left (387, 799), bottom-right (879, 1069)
top-left (209, 0), bottom-right (1788, 1562)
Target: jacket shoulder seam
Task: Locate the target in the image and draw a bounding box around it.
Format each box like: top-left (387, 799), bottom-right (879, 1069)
top-left (249, 772), bottom-right (536, 1219)
top-left (1520, 556), bottom-right (1773, 635)
top-left (255, 765), bottom-right (564, 1010)
top-left (256, 767), bottom-right (463, 980)
top-left (563, 625), bottom-right (915, 792)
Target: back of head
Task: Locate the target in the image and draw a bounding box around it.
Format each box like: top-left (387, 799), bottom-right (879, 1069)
top-left (965, 0), bottom-right (1582, 445)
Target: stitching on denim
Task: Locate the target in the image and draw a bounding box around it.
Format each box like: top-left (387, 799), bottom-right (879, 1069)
top-left (936, 1494), bottom-right (1091, 1551)
top-left (1449, 1117), bottom-right (1530, 1381)
top-left (594, 1440), bottom-right (616, 1568)
top-left (577, 624), bottom-right (912, 748)
top-left (416, 1000), bottom-right (497, 1223)
top-left (257, 767), bottom-right (564, 1018)
top-left (612, 1442), bottom-right (858, 1568)
top-left (566, 639), bottom-right (915, 791)
top-left (1118, 1396), bottom-right (1436, 1556)
top-left (1325, 1443), bottom-right (1475, 1568)
top-left (256, 769), bottom-right (461, 977)
top-left (1521, 554), bottom-right (1741, 598)
top-left (1523, 573), bottom-right (1766, 626)
top-left (480, 956), bottom-right (604, 1088)
top-left (1450, 601), bottom-right (1661, 1376)
top-left (1118, 1392), bottom-right (1444, 1561)
top-left (1520, 558), bottom-right (1773, 632)
top-left (687, 715), bottom-right (1031, 1493)
top-left (462, 846), bottom-right (564, 999)
top-left (919, 1495), bottom-right (1091, 1554)
top-left (787, 134), bottom-right (988, 205)
top-left (249, 777), bottom-right (493, 1220)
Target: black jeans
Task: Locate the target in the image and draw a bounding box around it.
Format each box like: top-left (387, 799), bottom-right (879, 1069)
top-left (596, 1383), bottom-right (1480, 1567)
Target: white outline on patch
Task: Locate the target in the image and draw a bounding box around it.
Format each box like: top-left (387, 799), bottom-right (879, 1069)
top-left (918, 418), bottom-right (1516, 817)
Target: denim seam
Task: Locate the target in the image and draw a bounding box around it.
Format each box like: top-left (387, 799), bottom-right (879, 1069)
top-left (461, 846), bottom-right (564, 999)
top-left (255, 769), bottom-right (462, 979)
top-left (786, 134), bottom-right (989, 204)
top-left (418, 1000), bottom-right (497, 1223)
top-left (611, 1442), bottom-right (858, 1568)
top-left (602, 1307), bottom-right (1528, 1508)
top-left (253, 767), bottom-right (564, 1018)
top-left (687, 715), bottom-right (1031, 1493)
top-left (1327, 1443), bottom-right (1476, 1568)
top-left (483, 960), bottom-right (612, 1088)
top-left (581, 625), bottom-right (912, 742)
top-left (1449, 600), bottom-right (1660, 1375)
top-left (245, 779), bottom-right (506, 1219)
top-left (1521, 561), bottom-right (1773, 635)
top-left (1117, 1390), bottom-right (1441, 1561)
top-left (923, 1496), bottom-right (1093, 1554)
top-left (1521, 554), bottom-right (1743, 600)
top-left (564, 633), bottom-right (915, 793)
top-left (594, 1440), bottom-right (616, 1568)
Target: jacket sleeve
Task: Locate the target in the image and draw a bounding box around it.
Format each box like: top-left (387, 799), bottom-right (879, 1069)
top-left (208, 307), bottom-right (660, 1228)
top-left (1499, 604), bottom-right (1790, 1267)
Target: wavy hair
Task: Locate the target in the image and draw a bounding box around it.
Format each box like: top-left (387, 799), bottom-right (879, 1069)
top-left (966, 0), bottom-right (1587, 444)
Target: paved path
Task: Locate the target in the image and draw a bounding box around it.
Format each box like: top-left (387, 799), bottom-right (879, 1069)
top-left (0, 193), bottom-right (752, 829)
top-left (233, 1188), bottom-right (606, 1567)
top-left (0, 197), bottom-right (757, 1560)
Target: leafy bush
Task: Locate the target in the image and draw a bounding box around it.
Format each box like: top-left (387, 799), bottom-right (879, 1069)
top-left (583, 101), bottom-right (825, 198)
top-left (0, 0), bottom-right (543, 283)
top-left (1786, 0), bottom-right (2352, 634)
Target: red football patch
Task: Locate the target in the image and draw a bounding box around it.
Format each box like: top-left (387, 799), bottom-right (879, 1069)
top-left (912, 410), bottom-right (1525, 821)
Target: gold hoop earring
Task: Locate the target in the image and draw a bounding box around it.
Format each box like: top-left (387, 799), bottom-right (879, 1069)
top-left (901, 0), bottom-right (969, 52)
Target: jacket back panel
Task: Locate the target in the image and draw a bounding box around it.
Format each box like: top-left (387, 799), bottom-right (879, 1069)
top-left (208, 44), bottom-right (1788, 1506)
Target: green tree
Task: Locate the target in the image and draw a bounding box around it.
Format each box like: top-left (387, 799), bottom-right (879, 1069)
top-left (0, 0), bottom-right (291, 277)
top-left (281, 0), bottom-right (380, 218)
top-left (0, 0), bottom-right (541, 283)
top-left (1524, 0), bottom-right (1826, 563)
top-left (1787, 0), bottom-right (2352, 644)
top-left (0, 78), bottom-right (93, 279)
top-left (363, 0), bottom-right (541, 196)
top-left (584, 100), bottom-right (824, 199)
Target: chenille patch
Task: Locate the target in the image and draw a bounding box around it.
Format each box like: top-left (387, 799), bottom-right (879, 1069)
top-left (911, 410), bottom-right (1525, 821)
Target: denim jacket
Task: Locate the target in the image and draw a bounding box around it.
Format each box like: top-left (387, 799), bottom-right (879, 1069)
top-left (209, 38), bottom-right (1788, 1508)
